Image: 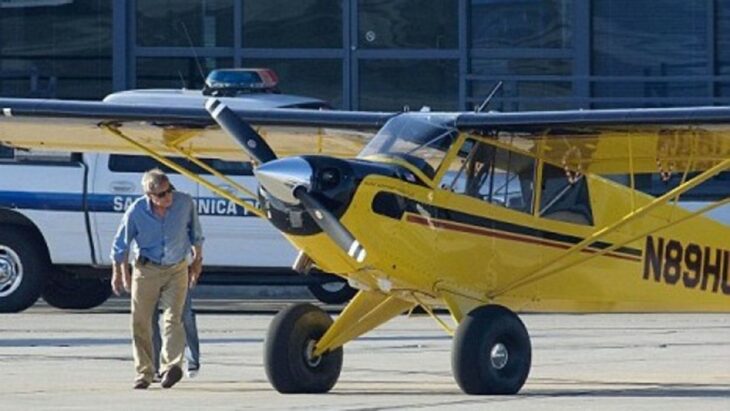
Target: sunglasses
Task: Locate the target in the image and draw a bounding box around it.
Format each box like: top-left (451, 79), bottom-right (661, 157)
top-left (148, 187), bottom-right (174, 198)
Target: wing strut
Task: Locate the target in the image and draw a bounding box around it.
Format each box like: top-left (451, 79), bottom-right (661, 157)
top-left (101, 123), bottom-right (266, 219)
top-left (489, 158), bottom-right (730, 298)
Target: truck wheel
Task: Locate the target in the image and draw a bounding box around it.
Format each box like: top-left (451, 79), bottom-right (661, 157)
top-left (264, 303), bottom-right (343, 393)
top-left (452, 305), bottom-right (531, 395)
top-left (307, 273), bottom-right (357, 304)
top-left (0, 228), bottom-right (48, 313)
top-left (42, 271), bottom-right (112, 310)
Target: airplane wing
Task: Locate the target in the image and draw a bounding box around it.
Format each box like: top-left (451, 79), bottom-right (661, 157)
top-left (457, 108), bottom-right (730, 174)
top-left (2, 98), bottom-right (729, 175)
top-left (0, 98), bottom-right (393, 161)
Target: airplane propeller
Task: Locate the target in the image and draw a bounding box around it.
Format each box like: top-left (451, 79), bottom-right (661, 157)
top-left (205, 98), bottom-right (366, 264)
top-left (293, 187), bottom-right (367, 263)
top-left (205, 98), bottom-right (277, 164)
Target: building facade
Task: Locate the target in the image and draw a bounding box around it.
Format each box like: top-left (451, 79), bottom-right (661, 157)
top-left (0, 0), bottom-right (728, 112)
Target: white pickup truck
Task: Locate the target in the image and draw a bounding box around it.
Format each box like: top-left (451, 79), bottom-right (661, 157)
top-left (0, 149), bottom-right (356, 313)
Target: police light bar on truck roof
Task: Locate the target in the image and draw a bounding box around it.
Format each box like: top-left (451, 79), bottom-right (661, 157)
top-left (203, 68), bottom-right (280, 97)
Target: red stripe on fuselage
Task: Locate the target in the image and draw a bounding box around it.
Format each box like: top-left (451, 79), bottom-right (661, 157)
top-left (405, 214), bottom-right (641, 263)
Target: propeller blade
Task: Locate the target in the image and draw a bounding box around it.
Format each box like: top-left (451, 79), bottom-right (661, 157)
top-left (205, 98), bottom-right (277, 164)
top-left (293, 187), bottom-right (367, 263)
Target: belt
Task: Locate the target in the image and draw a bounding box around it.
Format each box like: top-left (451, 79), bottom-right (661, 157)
top-left (137, 256), bottom-right (183, 268)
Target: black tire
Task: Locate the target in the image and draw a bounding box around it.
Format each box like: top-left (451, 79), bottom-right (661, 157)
top-left (42, 271), bottom-right (112, 310)
top-left (452, 305), bottom-right (531, 395)
top-left (307, 273), bottom-right (357, 304)
top-left (264, 303), bottom-right (343, 393)
top-left (0, 227), bottom-right (48, 313)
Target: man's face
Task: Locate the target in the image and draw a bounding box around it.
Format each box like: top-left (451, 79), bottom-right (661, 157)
top-left (147, 181), bottom-right (174, 209)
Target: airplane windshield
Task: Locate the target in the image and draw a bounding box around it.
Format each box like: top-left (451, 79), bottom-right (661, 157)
top-left (358, 114), bottom-right (458, 179)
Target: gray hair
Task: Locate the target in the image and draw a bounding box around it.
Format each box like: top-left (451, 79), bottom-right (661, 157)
top-left (141, 168), bottom-right (169, 193)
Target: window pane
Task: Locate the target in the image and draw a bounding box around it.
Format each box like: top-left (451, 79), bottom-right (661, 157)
top-left (592, 81), bottom-right (709, 108)
top-left (359, 0), bottom-right (457, 49)
top-left (137, 0), bottom-right (233, 47)
top-left (592, 0), bottom-right (709, 107)
top-left (136, 58), bottom-right (232, 89)
top-left (243, 59), bottom-right (343, 108)
top-left (470, 0), bottom-right (572, 49)
top-left (0, 1), bottom-right (112, 99)
top-left (592, 0), bottom-right (707, 76)
top-left (630, 172), bottom-right (730, 202)
top-left (469, 59), bottom-right (573, 111)
top-left (716, 3), bottom-right (730, 99)
top-left (243, 0), bottom-right (341, 48)
top-left (440, 139), bottom-right (535, 214)
top-left (540, 164), bottom-right (593, 225)
top-left (1, 57), bottom-right (112, 99)
top-left (359, 59), bottom-right (458, 111)
top-left (718, 2), bottom-right (730, 75)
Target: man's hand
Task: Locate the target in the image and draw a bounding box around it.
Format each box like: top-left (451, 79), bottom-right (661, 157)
top-left (188, 258), bottom-right (203, 288)
top-left (111, 262), bottom-right (131, 296)
top-left (111, 272), bottom-right (124, 296)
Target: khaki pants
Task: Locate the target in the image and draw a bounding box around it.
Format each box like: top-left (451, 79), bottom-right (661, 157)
top-left (131, 260), bottom-right (188, 383)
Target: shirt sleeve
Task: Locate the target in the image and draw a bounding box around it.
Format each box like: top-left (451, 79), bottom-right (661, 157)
top-left (188, 196), bottom-right (204, 247)
top-left (110, 208), bottom-right (137, 263)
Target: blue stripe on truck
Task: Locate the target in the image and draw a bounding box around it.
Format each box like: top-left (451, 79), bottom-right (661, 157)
top-left (0, 191), bottom-right (258, 217)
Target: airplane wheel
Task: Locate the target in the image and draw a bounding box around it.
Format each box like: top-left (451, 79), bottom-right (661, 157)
top-left (264, 303), bottom-right (343, 393)
top-left (452, 305), bottom-right (531, 395)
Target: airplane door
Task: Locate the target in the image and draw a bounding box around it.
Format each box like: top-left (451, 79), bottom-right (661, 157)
top-left (193, 158), bottom-right (298, 268)
top-left (433, 138), bottom-right (542, 291)
top-left (88, 153), bottom-right (198, 265)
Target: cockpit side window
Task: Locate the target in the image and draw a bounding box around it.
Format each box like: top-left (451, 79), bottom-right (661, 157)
top-left (440, 138), bottom-right (535, 214)
top-left (540, 163), bottom-right (593, 226)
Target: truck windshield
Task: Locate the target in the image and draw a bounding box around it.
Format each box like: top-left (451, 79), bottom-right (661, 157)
top-left (358, 113), bottom-right (458, 179)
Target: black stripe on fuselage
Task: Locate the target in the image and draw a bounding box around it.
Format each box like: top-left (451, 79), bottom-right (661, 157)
top-left (371, 191), bottom-right (643, 259)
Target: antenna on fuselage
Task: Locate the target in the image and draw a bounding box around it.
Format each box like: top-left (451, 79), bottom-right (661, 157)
top-left (475, 81), bottom-right (503, 113)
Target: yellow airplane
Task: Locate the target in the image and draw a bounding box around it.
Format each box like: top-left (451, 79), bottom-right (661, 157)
top-left (1, 97), bottom-right (728, 395)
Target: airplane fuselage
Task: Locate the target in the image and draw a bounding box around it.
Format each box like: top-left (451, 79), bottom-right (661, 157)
top-left (262, 139), bottom-right (730, 314)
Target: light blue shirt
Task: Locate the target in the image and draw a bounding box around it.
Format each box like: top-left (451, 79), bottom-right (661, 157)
top-left (111, 191), bottom-right (204, 265)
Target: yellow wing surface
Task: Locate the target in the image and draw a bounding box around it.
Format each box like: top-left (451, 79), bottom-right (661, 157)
top-left (2, 98), bottom-right (729, 174)
top-left (455, 111), bottom-right (730, 175)
top-left (0, 99), bottom-right (389, 161)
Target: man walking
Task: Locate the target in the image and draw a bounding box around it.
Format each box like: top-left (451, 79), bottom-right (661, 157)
top-left (111, 169), bottom-right (204, 390)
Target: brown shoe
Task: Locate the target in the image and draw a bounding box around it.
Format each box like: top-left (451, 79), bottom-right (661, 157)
top-left (133, 379), bottom-right (150, 390)
top-left (161, 365), bottom-right (183, 389)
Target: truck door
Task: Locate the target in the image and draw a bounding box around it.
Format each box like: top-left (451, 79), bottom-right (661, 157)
top-left (0, 150), bottom-right (91, 264)
top-left (193, 158), bottom-right (298, 268)
top-left (88, 154), bottom-right (199, 265)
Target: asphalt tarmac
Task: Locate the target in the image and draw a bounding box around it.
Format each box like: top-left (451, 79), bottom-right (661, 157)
top-left (1, 294), bottom-right (728, 411)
